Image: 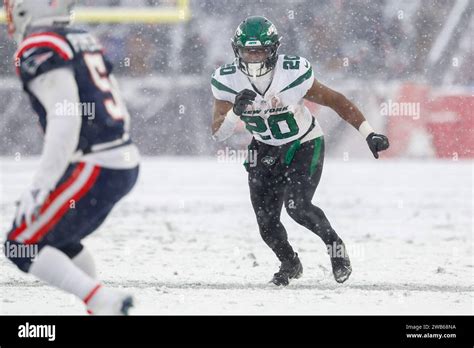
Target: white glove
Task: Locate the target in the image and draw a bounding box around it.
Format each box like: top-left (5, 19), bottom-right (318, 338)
top-left (14, 188), bottom-right (50, 227)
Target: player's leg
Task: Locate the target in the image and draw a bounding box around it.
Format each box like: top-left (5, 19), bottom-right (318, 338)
top-left (285, 137), bottom-right (339, 245)
top-left (247, 140), bottom-right (302, 286)
top-left (4, 163), bottom-right (103, 306)
top-left (71, 245), bottom-right (96, 279)
top-left (59, 203), bottom-right (119, 279)
top-left (284, 137), bottom-right (352, 283)
top-left (60, 242), bottom-right (96, 278)
top-left (41, 164), bottom-right (139, 314)
top-left (4, 162), bottom-right (139, 314)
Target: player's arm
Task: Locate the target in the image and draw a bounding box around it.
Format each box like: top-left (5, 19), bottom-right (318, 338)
top-left (304, 81), bottom-right (366, 129)
top-left (211, 98), bottom-right (233, 135)
top-left (211, 90), bottom-right (257, 141)
top-left (304, 80), bottom-right (389, 158)
top-left (29, 67), bottom-right (82, 190)
top-left (15, 67), bottom-right (82, 226)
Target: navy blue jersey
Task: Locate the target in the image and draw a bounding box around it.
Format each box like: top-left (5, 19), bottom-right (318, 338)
top-left (15, 27), bottom-right (131, 153)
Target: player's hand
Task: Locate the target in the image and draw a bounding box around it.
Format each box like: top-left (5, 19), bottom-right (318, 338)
top-left (366, 133), bottom-right (389, 159)
top-left (14, 188), bottom-right (50, 227)
top-left (233, 89), bottom-right (257, 116)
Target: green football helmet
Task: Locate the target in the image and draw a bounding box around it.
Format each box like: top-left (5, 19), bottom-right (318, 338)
top-left (231, 16), bottom-right (281, 78)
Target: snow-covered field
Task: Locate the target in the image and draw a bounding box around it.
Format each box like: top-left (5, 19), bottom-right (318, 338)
top-left (0, 157), bottom-right (472, 315)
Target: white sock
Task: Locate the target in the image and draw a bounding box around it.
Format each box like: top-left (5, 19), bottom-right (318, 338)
top-left (72, 247), bottom-right (97, 279)
top-left (29, 246), bottom-right (101, 303)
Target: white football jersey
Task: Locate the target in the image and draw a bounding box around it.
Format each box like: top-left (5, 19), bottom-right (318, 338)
top-left (211, 55), bottom-right (324, 146)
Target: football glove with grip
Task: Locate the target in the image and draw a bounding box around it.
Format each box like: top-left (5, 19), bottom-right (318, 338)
top-left (233, 89), bottom-right (257, 116)
top-left (15, 187), bottom-right (50, 227)
top-left (366, 133), bottom-right (390, 159)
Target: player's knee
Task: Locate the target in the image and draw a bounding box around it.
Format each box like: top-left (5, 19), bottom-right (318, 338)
top-left (285, 200), bottom-right (317, 225)
top-left (3, 239), bottom-right (38, 273)
top-left (255, 209), bottom-right (280, 228)
top-left (58, 243), bottom-right (84, 259)
top-left (287, 209), bottom-right (308, 225)
top-left (285, 200), bottom-right (304, 220)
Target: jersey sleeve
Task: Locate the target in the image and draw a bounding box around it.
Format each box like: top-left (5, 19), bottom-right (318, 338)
top-left (28, 67), bottom-right (82, 191)
top-left (210, 66), bottom-right (239, 103)
top-left (278, 56), bottom-right (314, 104)
top-left (15, 33), bottom-right (75, 84)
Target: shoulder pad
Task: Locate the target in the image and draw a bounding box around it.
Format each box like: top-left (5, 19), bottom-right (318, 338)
top-left (211, 63), bottom-right (239, 98)
top-left (15, 32), bottom-right (74, 81)
top-left (212, 63), bottom-right (238, 79)
top-left (279, 55), bottom-right (314, 93)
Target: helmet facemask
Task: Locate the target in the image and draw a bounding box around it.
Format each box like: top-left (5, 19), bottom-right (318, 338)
top-left (233, 43), bottom-right (279, 79)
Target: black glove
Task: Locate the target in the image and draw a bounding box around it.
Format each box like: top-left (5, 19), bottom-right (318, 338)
top-left (366, 133), bottom-right (390, 159)
top-left (233, 89), bottom-right (257, 116)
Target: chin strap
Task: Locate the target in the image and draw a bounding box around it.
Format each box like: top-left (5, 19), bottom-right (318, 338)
top-left (243, 61), bottom-right (272, 78)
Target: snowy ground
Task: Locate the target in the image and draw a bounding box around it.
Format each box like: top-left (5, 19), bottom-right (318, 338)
top-left (0, 157), bottom-right (472, 315)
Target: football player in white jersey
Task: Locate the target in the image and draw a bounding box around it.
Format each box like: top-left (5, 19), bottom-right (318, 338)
top-left (211, 16), bottom-right (389, 286)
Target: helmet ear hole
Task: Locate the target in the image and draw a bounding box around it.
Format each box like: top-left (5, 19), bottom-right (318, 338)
top-left (18, 11), bottom-right (26, 17)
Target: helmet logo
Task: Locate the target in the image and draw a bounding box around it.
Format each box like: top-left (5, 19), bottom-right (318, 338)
top-left (245, 40), bottom-right (261, 47)
top-left (267, 24), bottom-right (277, 36)
top-left (235, 27), bottom-right (242, 36)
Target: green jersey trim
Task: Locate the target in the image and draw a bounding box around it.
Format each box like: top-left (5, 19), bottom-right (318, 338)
top-left (279, 67), bottom-right (313, 93)
top-left (211, 78), bottom-right (238, 95)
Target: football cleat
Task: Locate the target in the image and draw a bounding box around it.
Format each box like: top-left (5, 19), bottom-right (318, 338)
top-left (328, 240), bottom-right (352, 283)
top-left (271, 252), bottom-right (303, 286)
top-left (85, 285), bottom-right (134, 315)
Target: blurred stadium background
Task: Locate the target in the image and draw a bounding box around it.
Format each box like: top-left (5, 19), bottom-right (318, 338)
top-left (0, 0), bottom-right (472, 158)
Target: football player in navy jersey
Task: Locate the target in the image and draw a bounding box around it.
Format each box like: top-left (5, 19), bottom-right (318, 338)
top-left (4, 0), bottom-right (140, 314)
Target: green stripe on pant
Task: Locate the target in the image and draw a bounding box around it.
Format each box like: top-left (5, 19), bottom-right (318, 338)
top-left (310, 136), bottom-right (323, 176)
